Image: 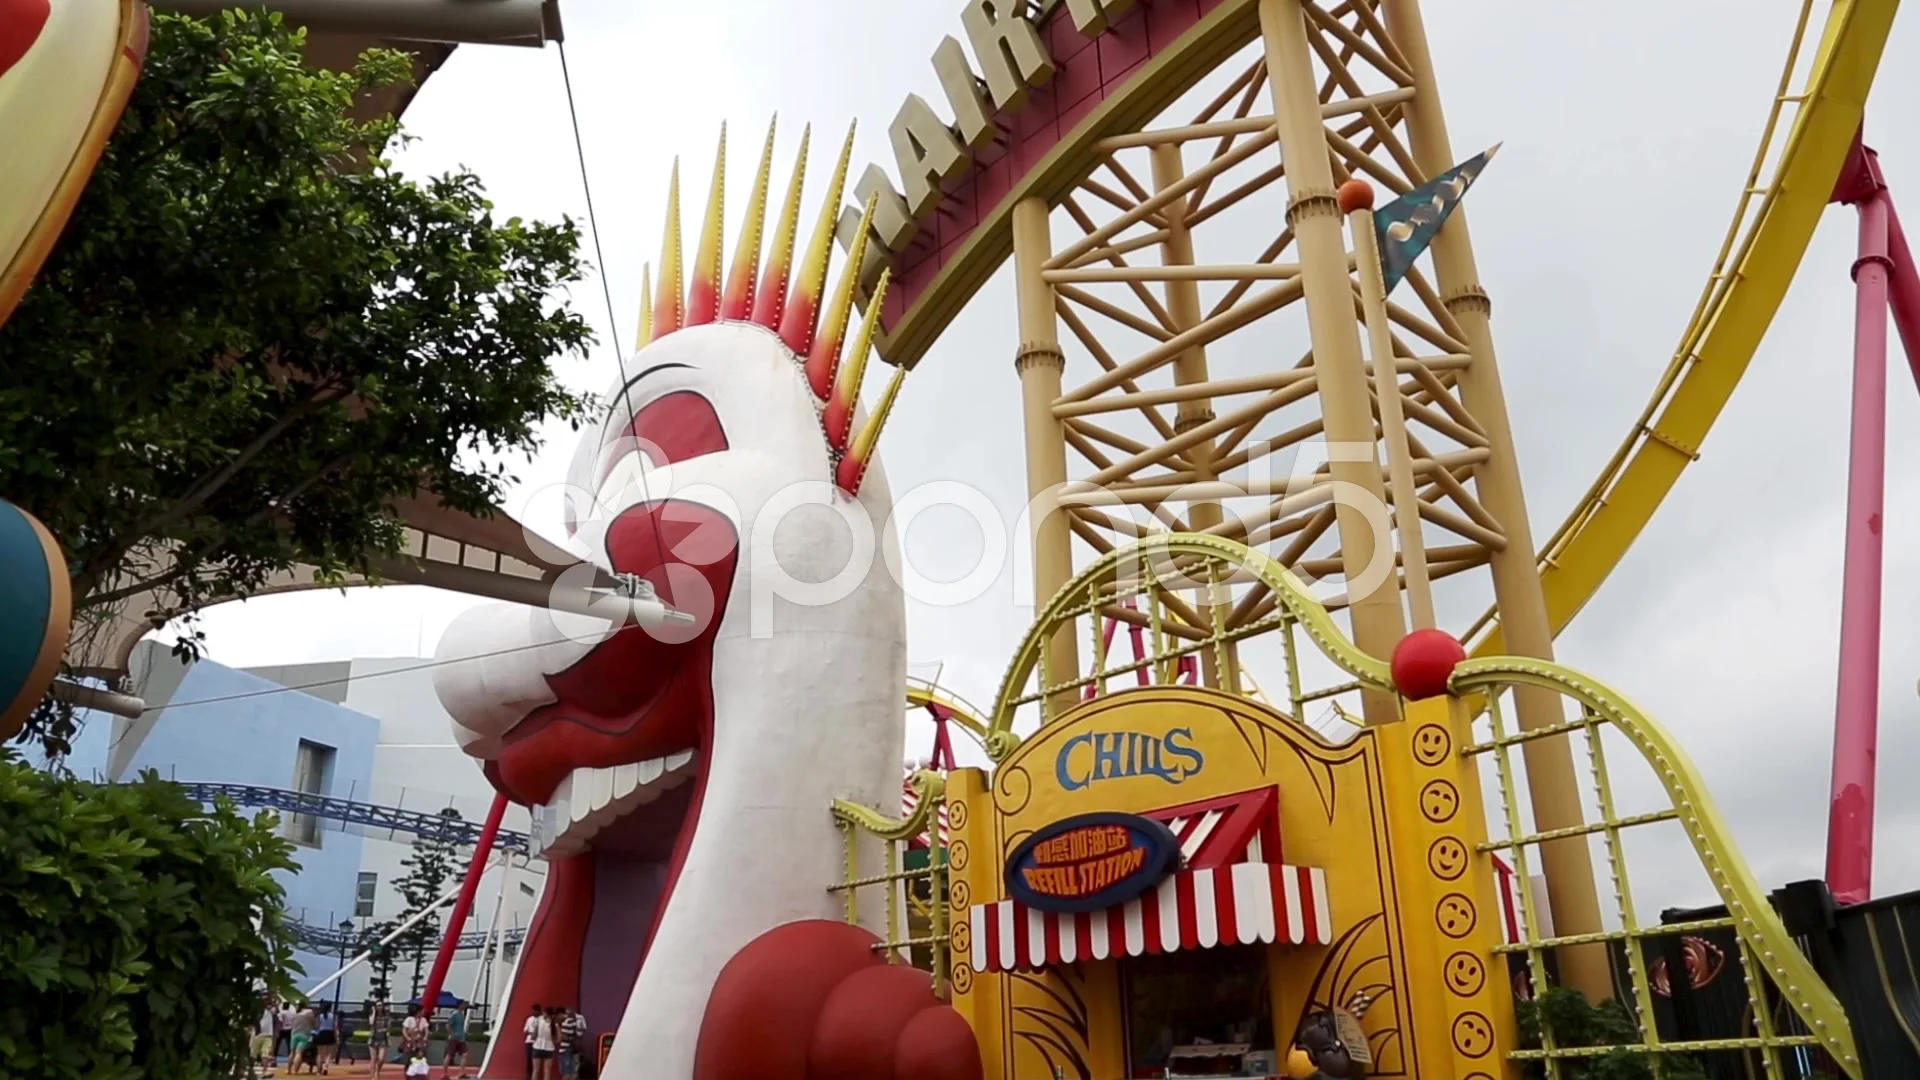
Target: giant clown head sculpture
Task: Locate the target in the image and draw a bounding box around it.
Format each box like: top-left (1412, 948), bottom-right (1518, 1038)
top-left (432, 123), bottom-right (916, 1079)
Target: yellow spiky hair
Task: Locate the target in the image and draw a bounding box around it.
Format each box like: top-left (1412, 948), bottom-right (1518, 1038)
top-left (636, 118), bottom-right (902, 496)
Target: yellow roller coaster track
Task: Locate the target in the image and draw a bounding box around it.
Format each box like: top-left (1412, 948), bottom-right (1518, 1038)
top-left (1465, 0), bottom-right (1899, 658)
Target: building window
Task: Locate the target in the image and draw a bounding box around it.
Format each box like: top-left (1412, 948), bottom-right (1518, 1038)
top-left (355, 871), bottom-right (378, 917)
top-left (287, 740), bottom-right (335, 847)
top-left (1124, 945), bottom-right (1275, 1078)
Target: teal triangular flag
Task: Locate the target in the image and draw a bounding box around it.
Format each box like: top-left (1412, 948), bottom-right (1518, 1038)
top-left (1373, 144), bottom-right (1499, 294)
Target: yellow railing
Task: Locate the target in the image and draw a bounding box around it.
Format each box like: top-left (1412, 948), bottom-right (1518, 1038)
top-left (985, 534), bottom-right (1385, 759)
top-left (829, 770), bottom-right (954, 999)
top-left (1453, 659), bottom-right (1861, 1077)
top-left (985, 534), bottom-right (1863, 1077)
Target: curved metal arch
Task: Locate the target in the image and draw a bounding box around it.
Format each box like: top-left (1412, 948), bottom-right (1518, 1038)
top-left (985, 533), bottom-right (1391, 758)
top-left (831, 769), bottom-right (946, 842)
top-left (1451, 657), bottom-right (1863, 1075)
top-left (906, 677), bottom-right (991, 745)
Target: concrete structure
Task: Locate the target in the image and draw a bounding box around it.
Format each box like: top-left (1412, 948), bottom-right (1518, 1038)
top-left (82, 640), bottom-right (543, 1012)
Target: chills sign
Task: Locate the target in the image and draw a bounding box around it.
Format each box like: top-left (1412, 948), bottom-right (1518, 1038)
top-left (1005, 812), bottom-right (1181, 914)
top-left (1056, 727), bottom-right (1205, 792)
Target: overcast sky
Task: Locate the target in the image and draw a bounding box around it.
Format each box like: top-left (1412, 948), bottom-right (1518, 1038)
top-left (177, 0), bottom-right (1920, 912)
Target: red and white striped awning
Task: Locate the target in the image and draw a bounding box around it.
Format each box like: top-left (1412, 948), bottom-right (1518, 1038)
top-left (970, 863), bottom-right (1331, 973)
top-left (1143, 787), bottom-right (1282, 869)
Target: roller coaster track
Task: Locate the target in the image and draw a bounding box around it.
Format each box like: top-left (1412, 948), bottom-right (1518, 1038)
top-left (1465, 0), bottom-right (1900, 656)
top-left (286, 917), bottom-right (526, 955)
top-left (176, 781), bottom-right (532, 853)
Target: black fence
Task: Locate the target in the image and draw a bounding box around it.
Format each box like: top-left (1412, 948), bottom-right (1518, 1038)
top-left (1603, 880), bottom-right (1920, 1078)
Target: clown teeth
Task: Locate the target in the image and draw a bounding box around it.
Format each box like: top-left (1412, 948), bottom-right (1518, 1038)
top-left (530, 750), bottom-right (698, 858)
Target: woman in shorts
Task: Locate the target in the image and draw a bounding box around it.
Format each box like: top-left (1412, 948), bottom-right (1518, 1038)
top-left (366, 1001), bottom-right (390, 1079)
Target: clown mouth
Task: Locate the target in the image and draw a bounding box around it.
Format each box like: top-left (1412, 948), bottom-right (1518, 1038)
top-left (528, 752), bottom-right (700, 858)
top-left (496, 478), bottom-right (738, 1055)
top-left (515, 750), bottom-right (709, 1039)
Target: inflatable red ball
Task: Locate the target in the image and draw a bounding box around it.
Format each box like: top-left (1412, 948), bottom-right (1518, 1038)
top-left (1390, 628), bottom-right (1466, 700)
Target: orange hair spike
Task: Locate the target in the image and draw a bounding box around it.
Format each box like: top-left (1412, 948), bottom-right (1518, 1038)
top-left (652, 160), bottom-right (685, 341)
top-left (834, 366), bottom-right (905, 495)
top-left (687, 125), bottom-right (726, 327)
top-left (777, 121), bottom-right (856, 358)
top-left (822, 264), bottom-right (888, 450)
top-left (636, 263), bottom-right (653, 347)
top-left (804, 192), bottom-right (878, 401)
top-left (721, 117), bottom-right (777, 322)
top-left (750, 125), bottom-right (810, 332)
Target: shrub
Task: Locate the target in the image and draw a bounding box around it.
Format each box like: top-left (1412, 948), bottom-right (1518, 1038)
top-left (0, 757), bottom-right (298, 1078)
top-left (1516, 985), bottom-right (1710, 1080)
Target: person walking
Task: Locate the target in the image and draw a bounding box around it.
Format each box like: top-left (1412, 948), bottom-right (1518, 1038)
top-left (289, 1001), bottom-right (318, 1075)
top-left (522, 1002), bottom-right (544, 1078)
top-left (367, 1001), bottom-right (391, 1080)
top-left (443, 999), bottom-right (470, 1078)
top-left (399, 1004), bottom-right (431, 1078)
top-left (252, 996), bottom-right (278, 1076)
top-left (251, 999), bottom-right (278, 1068)
top-left (312, 1002), bottom-right (337, 1074)
top-left (529, 1006), bottom-right (558, 1080)
top-left (559, 1006), bottom-right (587, 1080)
top-left (276, 1000), bottom-right (296, 1064)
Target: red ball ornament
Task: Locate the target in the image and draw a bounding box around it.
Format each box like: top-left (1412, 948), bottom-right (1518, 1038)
top-left (1336, 178), bottom-right (1376, 214)
top-left (1390, 628), bottom-right (1466, 700)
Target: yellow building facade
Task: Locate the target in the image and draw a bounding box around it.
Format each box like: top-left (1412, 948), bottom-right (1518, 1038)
top-left (945, 685), bottom-right (1518, 1079)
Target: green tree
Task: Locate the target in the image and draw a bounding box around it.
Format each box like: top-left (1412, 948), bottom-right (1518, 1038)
top-left (0, 755), bottom-right (299, 1078)
top-left (1516, 986), bottom-right (1711, 1080)
top-left (363, 923), bottom-right (398, 1008)
top-left (392, 807), bottom-right (466, 1001)
top-left (0, 11), bottom-right (594, 756)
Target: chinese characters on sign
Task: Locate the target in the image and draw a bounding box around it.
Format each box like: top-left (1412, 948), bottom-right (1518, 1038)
top-left (1005, 812), bottom-right (1181, 914)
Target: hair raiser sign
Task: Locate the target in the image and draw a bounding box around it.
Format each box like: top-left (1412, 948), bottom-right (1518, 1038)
top-left (1005, 811), bottom-right (1181, 914)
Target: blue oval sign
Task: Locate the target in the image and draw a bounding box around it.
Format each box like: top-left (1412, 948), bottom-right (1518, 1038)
top-left (1005, 811), bottom-right (1181, 914)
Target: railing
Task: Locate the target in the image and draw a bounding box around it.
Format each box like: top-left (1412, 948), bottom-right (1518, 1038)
top-left (176, 781), bottom-right (531, 851)
top-left (286, 916), bottom-right (526, 954)
top-left (1453, 658), bottom-right (1860, 1077)
top-left (830, 770), bottom-right (953, 999)
top-left (984, 534), bottom-right (1383, 759)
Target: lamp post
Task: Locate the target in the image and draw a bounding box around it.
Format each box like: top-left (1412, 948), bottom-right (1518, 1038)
top-left (334, 920), bottom-right (354, 1013)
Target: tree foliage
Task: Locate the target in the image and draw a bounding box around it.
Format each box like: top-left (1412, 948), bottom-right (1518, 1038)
top-left (0, 11), bottom-right (594, 754)
top-left (0, 756), bottom-right (299, 1078)
top-left (392, 806), bottom-right (466, 999)
top-left (1516, 986), bottom-right (1711, 1080)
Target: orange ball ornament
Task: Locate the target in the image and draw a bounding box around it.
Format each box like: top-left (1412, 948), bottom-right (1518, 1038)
top-left (1285, 1045), bottom-right (1318, 1078)
top-left (1336, 178), bottom-right (1375, 214)
top-left (1390, 627), bottom-right (1467, 701)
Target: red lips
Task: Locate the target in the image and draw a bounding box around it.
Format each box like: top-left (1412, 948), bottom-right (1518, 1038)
top-left (492, 497), bottom-right (740, 806)
top-left (0, 0), bottom-right (50, 80)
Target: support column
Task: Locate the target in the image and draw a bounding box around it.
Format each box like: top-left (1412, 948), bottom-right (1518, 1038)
top-left (1380, 0), bottom-right (1610, 999)
top-left (1013, 197), bottom-right (1081, 715)
top-left (1826, 191), bottom-right (1890, 906)
top-left (1150, 144), bottom-right (1237, 691)
top-left (1258, 0), bottom-right (1406, 724)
